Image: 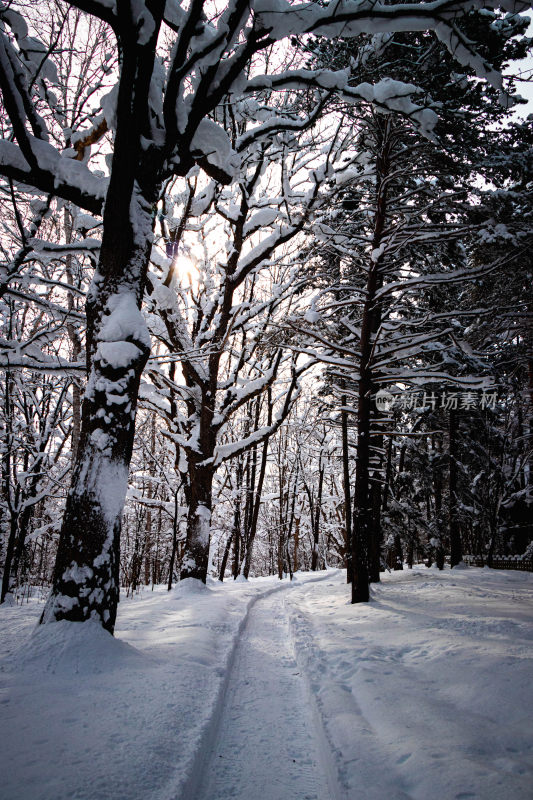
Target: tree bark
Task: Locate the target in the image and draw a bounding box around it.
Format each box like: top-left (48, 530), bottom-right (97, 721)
top-left (393, 533), bottom-right (404, 570)
top-left (293, 515), bottom-right (300, 574)
top-left (167, 489), bottom-right (180, 590)
top-left (65, 208), bottom-right (82, 463)
top-left (351, 379), bottom-right (371, 602)
top-left (350, 119), bottom-right (391, 603)
top-left (232, 459), bottom-right (243, 579)
top-left (1, 369), bottom-right (16, 603)
top-left (242, 425), bottom-right (271, 579)
top-left (1, 517), bottom-right (18, 604)
top-left (219, 530), bottom-right (234, 581)
top-left (341, 390), bottom-right (353, 582)
top-left (181, 462), bottom-right (214, 582)
top-left (311, 463), bottom-right (324, 571)
top-left (40, 19), bottom-right (161, 631)
top-left (449, 408), bottom-right (462, 567)
top-left (368, 469), bottom-right (382, 580)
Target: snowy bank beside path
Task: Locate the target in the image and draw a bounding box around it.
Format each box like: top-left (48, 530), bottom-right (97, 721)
top-left (286, 567), bottom-right (533, 800)
top-left (0, 573), bottom-right (328, 800)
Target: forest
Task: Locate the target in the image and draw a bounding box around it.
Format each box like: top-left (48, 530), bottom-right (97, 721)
top-left (1, 2), bottom-right (533, 799)
top-left (0, 0), bottom-right (531, 622)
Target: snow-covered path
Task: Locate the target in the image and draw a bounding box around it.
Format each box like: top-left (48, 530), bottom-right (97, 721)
top-left (0, 567), bottom-right (532, 800)
top-left (189, 587), bottom-right (340, 800)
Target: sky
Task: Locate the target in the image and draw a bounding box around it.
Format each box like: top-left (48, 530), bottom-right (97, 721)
top-left (510, 19), bottom-right (533, 117)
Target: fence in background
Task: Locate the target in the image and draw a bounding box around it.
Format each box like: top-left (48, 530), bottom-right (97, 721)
top-left (462, 555), bottom-right (533, 572)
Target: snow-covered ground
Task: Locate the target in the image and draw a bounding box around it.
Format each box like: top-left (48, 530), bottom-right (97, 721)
top-left (0, 566), bottom-right (532, 800)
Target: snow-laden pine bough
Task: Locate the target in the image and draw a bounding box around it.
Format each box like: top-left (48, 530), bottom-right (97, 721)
top-left (0, 0), bottom-right (529, 631)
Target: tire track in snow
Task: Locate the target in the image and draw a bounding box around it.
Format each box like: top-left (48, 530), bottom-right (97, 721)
top-left (285, 582), bottom-right (416, 800)
top-left (182, 575), bottom-right (344, 800)
top-left (285, 572), bottom-right (533, 800)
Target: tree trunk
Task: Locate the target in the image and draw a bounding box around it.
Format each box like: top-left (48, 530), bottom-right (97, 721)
top-left (242, 437), bottom-right (270, 578)
top-left (278, 527), bottom-right (285, 580)
top-left (393, 533), bottom-right (404, 570)
top-left (40, 321), bottom-right (149, 631)
top-left (167, 489), bottom-right (180, 590)
top-left (432, 434), bottom-right (443, 569)
top-left (350, 119), bottom-right (390, 603)
top-left (528, 359), bottom-right (533, 483)
top-left (65, 208), bottom-right (82, 463)
top-left (341, 390), bottom-right (352, 582)
top-left (449, 408), bottom-right (462, 567)
top-left (382, 436), bottom-right (393, 513)
top-left (181, 463), bottom-right (214, 582)
top-left (219, 530), bottom-right (234, 581)
top-left (293, 515), bottom-right (300, 574)
top-left (11, 502), bottom-right (35, 585)
top-left (1, 516), bottom-right (18, 603)
top-left (286, 535), bottom-right (293, 580)
top-left (311, 463), bottom-right (324, 571)
top-left (407, 538), bottom-right (414, 568)
top-left (232, 459), bottom-right (243, 579)
top-left (351, 246), bottom-right (382, 600)
top-left (1, 369), bottom-right (16, 603)
top-left (242, 396), bottom-right (272, 579)
top-left (351, 383), bottom-right (371, 602)
top-left (39, 17), bottom-right (162, 631)
top-left (368, 470), bottom-right (382, 580)
top-left (232, 508), bottom-right (241, 580)
top-left (144, 506), bottom-right (152, 586)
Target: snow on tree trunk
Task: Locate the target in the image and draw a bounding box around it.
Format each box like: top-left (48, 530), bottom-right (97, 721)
top-left (351, 377), bottom-right (372, 602)
top-left (350, 127), bottom-right (390, 603)
top-left (38, 4), bottom-right (163, 629)
top-left (181, 464), bottom-right (213, 583)
top-left (41, 112), bottom-right (157, 631)
top-left (41, 285), bottom-right (151, 632)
